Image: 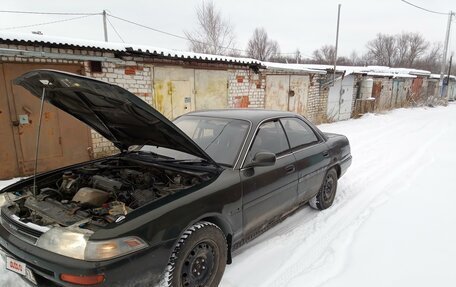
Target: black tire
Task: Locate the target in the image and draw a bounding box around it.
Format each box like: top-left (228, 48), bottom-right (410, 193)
top-left (309, 168), bottom-right (338, 210)
top-left (166, 222), bottom-right (227, 287)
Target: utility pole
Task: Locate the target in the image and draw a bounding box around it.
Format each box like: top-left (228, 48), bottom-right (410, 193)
top-left (439, 11), bottom-right (453, 96)
top-left (103, 10), bottom-right (108, 42)
top-left (445, 55), bottom-right (453, 97)
top-left (333, 4), bottom-right (341, 85)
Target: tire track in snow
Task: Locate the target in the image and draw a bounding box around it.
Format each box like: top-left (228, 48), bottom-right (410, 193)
top-left (267, 112), bottom-right (446, 287)
top-left (221, 106), bottom-right (450, 287)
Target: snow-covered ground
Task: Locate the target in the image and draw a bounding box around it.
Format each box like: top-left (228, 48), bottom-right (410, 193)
top-left (1, 104), bottom-right (456, 286)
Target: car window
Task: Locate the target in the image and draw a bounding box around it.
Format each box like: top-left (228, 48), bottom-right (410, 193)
top-left (280, 118), bottom-right (319, 148)
top-left (173, 116), bottom-right (250, 166)
top-left (246, 120), bottom-right (290, 163)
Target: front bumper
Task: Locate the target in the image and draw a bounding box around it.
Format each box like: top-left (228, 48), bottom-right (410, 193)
top-left (0, 223), bottom-right (173, 287)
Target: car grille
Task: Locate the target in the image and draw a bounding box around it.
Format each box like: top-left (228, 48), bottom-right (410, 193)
top-left (0, 208), bottom-right (46, 244)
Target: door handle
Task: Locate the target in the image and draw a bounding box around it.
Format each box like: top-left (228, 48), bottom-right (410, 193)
top-left (322, 151), bottom-right (330, 158)
top-left (285, 165), bottom-right (295, 174)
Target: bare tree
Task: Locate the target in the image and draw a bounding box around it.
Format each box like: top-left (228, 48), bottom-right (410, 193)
top-left (414, 42), bottom-right (442, 72)
top-left (312, 45), bottom-right (336, 64)
top-left (184, 1), bottom-right (236, 55)
top-left (349, 50), bottom-right (359, 65)
top-left (366, 33), bottom-right (397, 66)
top-left (394, 32), bottom-right (428, 67)
top-left (405, 33), bottom-right (428, 66)
top-left (395, 33), bottom-right (410, 66)
top-left (246, 28), bottom-right (281, 61)
top-left (310, 45), bottom-right (350, 65)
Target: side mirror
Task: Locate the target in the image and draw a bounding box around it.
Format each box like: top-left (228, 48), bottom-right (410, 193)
top-left (245, 152), bottom-right (276, 168)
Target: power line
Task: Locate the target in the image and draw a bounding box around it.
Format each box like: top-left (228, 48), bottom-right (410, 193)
top-left (0, 10), bottom-right (100, 16)
top-left (106, 16), bottom-right (125, 43)
top-left (107, 13), bottom-right (304, 56)
top-left (400, 0), bottom-right (449, 15)
top-left (0, 9), bottom-right (307, 57)
top-left (108, 14), bottom-right (190, 42)
top-left (0, 14), bottom-right (97, 31)
top-left (108, 13), bottom-right (246, 53)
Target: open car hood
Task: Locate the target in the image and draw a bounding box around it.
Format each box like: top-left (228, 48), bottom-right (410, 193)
top-left (14, 69), bottom-right (218, 165)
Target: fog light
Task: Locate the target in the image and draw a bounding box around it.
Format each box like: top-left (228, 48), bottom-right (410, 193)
top-left (60, 273), bottom-right (105, 285)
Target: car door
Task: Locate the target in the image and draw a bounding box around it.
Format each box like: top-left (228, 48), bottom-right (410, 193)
top-left (280, 117), bottom-right (331, 203)
top-left (240, 120), bottom-right (298, 235)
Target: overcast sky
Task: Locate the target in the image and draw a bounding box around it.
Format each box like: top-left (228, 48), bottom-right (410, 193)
top-left (1, 0), bottom-right (455, 59)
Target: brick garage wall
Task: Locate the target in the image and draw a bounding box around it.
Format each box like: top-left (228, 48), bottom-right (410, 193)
top-left (228, 68), bottom-right (265, 108)
top-left (0, 44), bottom-right (85, 66)
top-left (0, 44), bottom-right (154, 159)
top-left (84, 57), bottom-right (153, 158)
top-left (306, 74), bottom-right (329, 124)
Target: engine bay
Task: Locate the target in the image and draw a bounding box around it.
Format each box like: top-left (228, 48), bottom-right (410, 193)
top-left (4, 158), bottom-right (208, 231)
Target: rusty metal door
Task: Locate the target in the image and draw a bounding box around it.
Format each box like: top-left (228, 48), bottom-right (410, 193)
top-left (266, 75), bottom-right (310, 115)
top-left (170, 80), bottom-right (193, 119)
top-left (410, 78), bottom-right (423, 104)
top-left (0, 64), bottom-right (19, 178)
top-left (265, 75), bottom-right (290, 111)
top-left (372, 80), bottom-right (382, 111)
top-left (289, 75), bottom-right (309, 115)
top-left (194, 69), bottom-right (228, 110)
top-left (0, 63), bottom-right (91, 179)
top-left (153, 66), bottom-right (195, 119)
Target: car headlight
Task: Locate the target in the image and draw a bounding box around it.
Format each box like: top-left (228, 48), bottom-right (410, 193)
top-left (0, 194), bottom-right (7, 208)
top-left (36, 227), bottom-right (148, 261)
top-left (0, 192), bottom-right (17, 209)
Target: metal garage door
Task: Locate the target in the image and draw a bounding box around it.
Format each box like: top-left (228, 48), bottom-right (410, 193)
top-left (327, 75), bottom-right (354, 121)
top-left (265, 75), bottom-right (309, 115)
top-left (0, 63), bottom-right (92, 179)
top-left (194, 69), bottom-right (228, 110)
top-left (153, 67), bottom-right (228, 119)
top-left (153, 67), bottom-right (195, 119)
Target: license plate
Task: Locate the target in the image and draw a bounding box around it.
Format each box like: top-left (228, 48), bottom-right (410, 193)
top-left (6, 257), bottom-right (37, 285)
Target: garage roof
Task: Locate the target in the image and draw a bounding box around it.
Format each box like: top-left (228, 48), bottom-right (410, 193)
top-left (0, 31), bottom-right (261, 66)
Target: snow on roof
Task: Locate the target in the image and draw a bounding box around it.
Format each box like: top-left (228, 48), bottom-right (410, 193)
top-left (262, 62), bottom-right (326, 74)
top-left (0, 32), bottom-right (440, 78)
top-left (300, 64), bottom-right (429, 78)
top-left (430, 73), bottom-right (456, 80)
top-left (0, 31), bottom-right (261, 65)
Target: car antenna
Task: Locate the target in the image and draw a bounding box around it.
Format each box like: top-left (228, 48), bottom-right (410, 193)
top-left (33, 84), bottom-right (48, 197)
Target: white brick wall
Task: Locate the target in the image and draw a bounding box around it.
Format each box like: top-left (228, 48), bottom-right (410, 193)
top-left (228, 68), bottom-right (265, 108)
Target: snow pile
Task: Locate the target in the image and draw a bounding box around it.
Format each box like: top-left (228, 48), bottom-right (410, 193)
top-left (1, 105), bottom-right (456, 286)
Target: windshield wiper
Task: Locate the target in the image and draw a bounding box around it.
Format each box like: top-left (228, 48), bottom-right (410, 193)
top-left (128, 150), bottom-right (174, 160)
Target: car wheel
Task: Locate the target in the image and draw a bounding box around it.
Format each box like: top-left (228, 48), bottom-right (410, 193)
top-left (166, 221), bottom-right (227, 287)
top-left (309, 168), bottom-right (338, 210)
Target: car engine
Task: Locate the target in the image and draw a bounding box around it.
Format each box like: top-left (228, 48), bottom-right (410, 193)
top-left (5, 158), bottom-right (205, 230)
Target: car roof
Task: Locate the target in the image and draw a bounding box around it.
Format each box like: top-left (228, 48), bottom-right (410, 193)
top-left (182, 109), bottom-right (300, 123)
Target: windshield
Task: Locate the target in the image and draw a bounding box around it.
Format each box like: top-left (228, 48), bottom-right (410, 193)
top-left (141, 116), bottom-right (249, 166)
